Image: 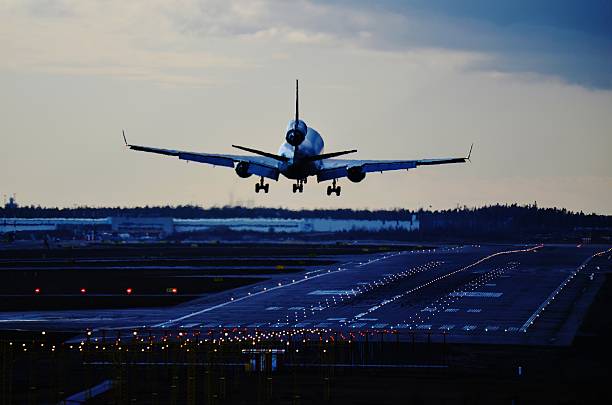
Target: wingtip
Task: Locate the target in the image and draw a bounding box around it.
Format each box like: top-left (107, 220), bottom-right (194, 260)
top-left (122, 130), bottom-right (128, 147)
top-left (467, 143), bottom-right (474, 161)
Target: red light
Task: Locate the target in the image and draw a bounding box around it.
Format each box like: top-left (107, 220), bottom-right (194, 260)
top-left (126, 288), bottom-right (133, 295)
top-left (34, 288), bottom-right (41, 294)
top-left (80, 288), bottom-right (86, 294)
top-left (171, 288), bottom-right (177, 294)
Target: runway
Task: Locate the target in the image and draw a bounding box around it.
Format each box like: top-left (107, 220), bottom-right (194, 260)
top-left (1, 244), bottom-right (609, 346)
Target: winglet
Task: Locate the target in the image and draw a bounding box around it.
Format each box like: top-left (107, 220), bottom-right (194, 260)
top-left (122, 130), bottom-right (129, 147)
top-left (466, 143), bottom-right (474, 162)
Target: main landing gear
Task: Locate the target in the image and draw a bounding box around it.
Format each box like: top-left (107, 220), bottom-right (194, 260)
top-left (255, 177), bottom-right (269, 193)
top-left (326, 179), bottom-right (341, 196)
top-left (292, 178), bottom-right (306, 193)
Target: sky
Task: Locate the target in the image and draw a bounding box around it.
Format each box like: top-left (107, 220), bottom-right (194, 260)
top-left (0, 0), bottom-right (611, 214)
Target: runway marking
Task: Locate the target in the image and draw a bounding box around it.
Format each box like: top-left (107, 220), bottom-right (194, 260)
top-left (395, 324), bottom-right (411, 329)
top-left (152, 253), bottom-right (396, 328)
top-left (327, 318), bottom-right (346, 321)
top-left (439, 324), bottom-right (455, 330)
top-left (315, 322), bottom-right (333, 327)
top-left (421, 307), bottom-right (436, 312)
top-left (416, 324), bottom-right (432, 330)
top-left (309, 290), bottom-right (356, 295)
top-left (359, 318), bottom-right (378, 321)
top-left (485, 283), bottom-right (497, 287)
top-left (485, 326), bottom-right (499, 331)
top-left (294, 322), bottom-right (311, 327)
top-left (371, 323), bottom-right (388, 328)
top-left (444, 308), bottom-right (459, 313)
top-left (462, 325), bottom-right (476, 331)
top-left (350, 322), bottom-right (367, 328)
top-left (449, 291), bottom-right (503, 298)
top-left (265, 306), bottom-right (282, 311)
top-left (247, 322), bottom-right (267, 328)
top-left (202, 323), bottom-right (219, 328)
top-left (467, 309), bottom-right (482, 313)
top-left (181, 323), bottom-right (199, 328)
top-left (270, 323), bottom-right (288, 328)
top-left (288, 307), bottom-right (304, 310)
top-left (223, 323), bottom-right (241, 328)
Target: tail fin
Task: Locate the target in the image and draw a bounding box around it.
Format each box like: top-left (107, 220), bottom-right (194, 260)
top-left (295, 79), bottom-right (299, 122)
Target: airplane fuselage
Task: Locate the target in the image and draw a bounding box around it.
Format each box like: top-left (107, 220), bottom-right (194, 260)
top-left (278, 119), bottom-right (325, 180)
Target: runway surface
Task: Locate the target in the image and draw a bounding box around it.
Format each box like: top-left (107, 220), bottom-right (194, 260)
top-left (1, 244), bottom-right (609, 345)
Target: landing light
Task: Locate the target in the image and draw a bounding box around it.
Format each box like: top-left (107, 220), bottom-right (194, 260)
top-left (34, 288), bottom-right (41, 294)
top-left (126, 288), bottom-right (133, 295)
top-left (80, 288), bottom-right (87, 294)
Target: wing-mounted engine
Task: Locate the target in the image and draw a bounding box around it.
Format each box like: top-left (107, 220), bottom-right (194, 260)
top-left (235, 161), bottom-right (252, 178)
top-left (286, 119), bottom-right (307, 146)
top-left (347, 166), bottom-right (366, 183)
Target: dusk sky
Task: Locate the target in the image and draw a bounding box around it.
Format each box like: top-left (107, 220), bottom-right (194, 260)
top-left (1, 1), bottom-right (611, 213)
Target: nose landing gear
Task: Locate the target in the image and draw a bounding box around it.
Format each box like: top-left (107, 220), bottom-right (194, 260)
top-left (255, 177), bottom-right (269, 193)
top-left (326, 179), bottom-right (341, 196)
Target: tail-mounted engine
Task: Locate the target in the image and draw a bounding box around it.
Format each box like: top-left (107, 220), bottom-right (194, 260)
top-left (347, 166), bottom-right (366, 183)
top-left (286, 119), bottom-right (307, 147)
top-left (235, 161), bottom-right (252, 178)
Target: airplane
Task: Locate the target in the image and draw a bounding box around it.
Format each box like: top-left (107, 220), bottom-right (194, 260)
top-left (123, 80), bottom-right (472, 196)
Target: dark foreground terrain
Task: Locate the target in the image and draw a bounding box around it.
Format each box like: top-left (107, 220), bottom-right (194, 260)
top-left (0, 242), bottom-right (610, 404)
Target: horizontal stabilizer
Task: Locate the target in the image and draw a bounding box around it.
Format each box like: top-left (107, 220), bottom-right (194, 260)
top-left (305, 149), bottom-right (357, 162)
top-left (232, 145), bottom-right (289, 162)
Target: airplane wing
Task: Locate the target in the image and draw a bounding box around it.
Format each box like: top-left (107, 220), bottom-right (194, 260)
top-left (317, 145), bottom-right (472, 182)
top-left (124, 135), bottom-right (280, 181)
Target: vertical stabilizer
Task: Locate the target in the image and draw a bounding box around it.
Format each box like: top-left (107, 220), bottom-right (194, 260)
top-left (295, 79), bottom-right (299, 122)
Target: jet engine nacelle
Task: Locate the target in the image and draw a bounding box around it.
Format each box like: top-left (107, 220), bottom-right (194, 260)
top-left (235, 161), bottom-right (252, 178)
top-left (347, 166), bottom-right (366, 183)
top-left (285, 119), bottom-right (308, 146)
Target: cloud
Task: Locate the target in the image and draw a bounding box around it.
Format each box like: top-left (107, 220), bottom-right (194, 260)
top-left (318, 0), bottom-right (612, 89)
top-left (1, 0), bottom-right (610, 89)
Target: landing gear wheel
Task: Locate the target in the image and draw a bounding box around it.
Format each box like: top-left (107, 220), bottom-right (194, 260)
top-left (327, 179), bottom-right (341, 196)
top-left (256, 177), bottom-right (268, 194)
top-left (293, 180), bottom-right (305, 193)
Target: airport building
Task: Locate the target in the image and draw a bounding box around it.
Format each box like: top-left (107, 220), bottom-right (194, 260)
top-left (0, 215), bottom-right (419, 238)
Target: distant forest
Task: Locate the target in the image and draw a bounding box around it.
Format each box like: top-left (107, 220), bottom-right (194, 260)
top-left (1, 203), bottom-right (611, 242)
